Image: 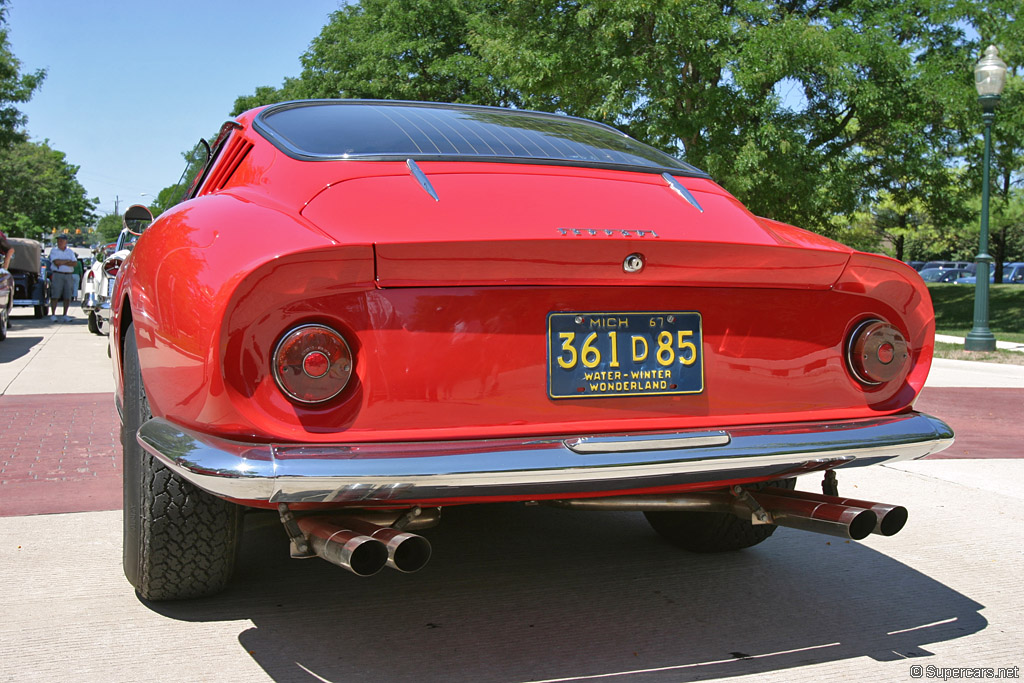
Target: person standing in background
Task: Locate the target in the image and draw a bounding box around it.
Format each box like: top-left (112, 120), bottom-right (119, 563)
top-left (0, 230), bottom-right (13, 271)
top-left (48, 234), bottom-right (78, 322)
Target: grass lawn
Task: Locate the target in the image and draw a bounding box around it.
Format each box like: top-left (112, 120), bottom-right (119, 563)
top-left (926, 283), bottom-right (1024, 344)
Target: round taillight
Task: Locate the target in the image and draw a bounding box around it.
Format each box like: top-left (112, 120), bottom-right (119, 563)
top-left (273, 324), bottom-right (353, 404)
top-left (846, 319), bottom-right (910, 385)
top-left (103, 258), bottom-right (122, 277)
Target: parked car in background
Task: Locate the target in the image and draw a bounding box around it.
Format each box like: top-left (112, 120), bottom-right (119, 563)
top-left (7, 238), bottom-right (49, 318)
top-left (919, 267), bottom-right (971, 283)
top-left (82, 242), bottom-right (117, 333)
top-left (922, 260), bottom-right (975, 274)
top-left (905, 261), bottom-right (925, 271)
top-left (112, 100), bottom-right (953, 600)
top-left (83, 218), bottom-right (147, 336)
top-left (955, 262), bottom-right (1024, 285)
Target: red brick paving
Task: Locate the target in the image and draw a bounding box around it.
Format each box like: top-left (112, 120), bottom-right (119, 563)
top-left (0, 387), bottom-right (1018, 517)
top-left (0, 393), bottom-right (121, 517)
top-left (916, 387), bottom-right (1024, 459)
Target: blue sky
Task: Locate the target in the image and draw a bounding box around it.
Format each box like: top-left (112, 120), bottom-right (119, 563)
top-left (7, 0), bottom-right (343, 217)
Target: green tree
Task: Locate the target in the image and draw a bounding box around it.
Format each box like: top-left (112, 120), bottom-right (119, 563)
top-left (0, 139), bottom-right (96, 238)
top-left (149, 140), bottom-right (213, 216)
top-left (231, 0), bottom-right (515, 116)
top-left (95, 212), bottom-right (123, 243)
top-left (471, 0), bottom-right (1000, 235)
top-left (231, 0), bottom-right (1019, 248)
top-left (979, 15), bottom-right (1023, 278)
top-left (0, 0), bottom-right (45, 147)
top-left (231, 81), bottom-right (306, 116)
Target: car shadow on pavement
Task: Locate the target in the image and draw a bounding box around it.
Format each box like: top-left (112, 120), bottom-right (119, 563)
top-left (0, 335), bottom-right (43, 363)
top-left (146, 504), bottom-right (986, 683)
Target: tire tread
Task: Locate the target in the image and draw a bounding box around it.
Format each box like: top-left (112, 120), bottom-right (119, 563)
top-left (644, 479), bottom-right (796, 553)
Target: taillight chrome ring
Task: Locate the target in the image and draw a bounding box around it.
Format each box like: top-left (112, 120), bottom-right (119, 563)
top-left (846, 318), bottom-right (910, 386)
top-left (272, 324), bottom-right (354, 404)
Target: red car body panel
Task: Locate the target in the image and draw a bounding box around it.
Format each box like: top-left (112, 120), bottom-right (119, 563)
top-left (111, 102), bottom-right (939, 510)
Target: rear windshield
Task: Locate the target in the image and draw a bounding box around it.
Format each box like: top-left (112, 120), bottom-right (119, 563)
top-left (254, 100), bottom-right (706, 177)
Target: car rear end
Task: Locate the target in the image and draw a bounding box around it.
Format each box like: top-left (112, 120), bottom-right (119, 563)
top-left (136, 101), bottom-right (951, 505)
top-left (124, 101), bottom-right (953, 599)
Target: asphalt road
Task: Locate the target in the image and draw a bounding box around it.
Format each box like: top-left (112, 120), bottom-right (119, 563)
top-left (1, 307), bottom-right (1023, 682)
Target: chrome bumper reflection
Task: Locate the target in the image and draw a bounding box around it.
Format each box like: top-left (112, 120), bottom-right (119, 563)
top-left (136, 413), bottom-right (954, 504)
top-left (81, 292), bottom-right (98, 312)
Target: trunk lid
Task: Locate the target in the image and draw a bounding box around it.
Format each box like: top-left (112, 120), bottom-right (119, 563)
top-left (300, 165), bottom-right (851, 289)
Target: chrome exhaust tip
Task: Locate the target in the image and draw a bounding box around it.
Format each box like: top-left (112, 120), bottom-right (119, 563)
top-left (547, 484), bottom-right (907, 542)
top-left (750, 490), bottom-right (877, 541)
top-left (760, 487), bottom-right (908, 536)
top-left (372, 528), bottom-right (433, 573)
top-left (296, 517), bottom-right (389, 577)
top-left (338, 519), bottom-right (433, 573)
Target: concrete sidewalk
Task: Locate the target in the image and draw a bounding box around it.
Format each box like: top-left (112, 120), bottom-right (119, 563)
top-left (1, 460), bottom-right (1022, 682)
top-left (0, 307), bottom-right (113, 395)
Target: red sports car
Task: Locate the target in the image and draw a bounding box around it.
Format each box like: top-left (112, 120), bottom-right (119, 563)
top-left (111, 100), bottom-right (953, 600)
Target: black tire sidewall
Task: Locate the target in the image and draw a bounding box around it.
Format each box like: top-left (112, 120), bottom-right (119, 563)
top-left (120, 322), bottom-right (243, 600)
top-left (121, 324), bottom-right (147, 588)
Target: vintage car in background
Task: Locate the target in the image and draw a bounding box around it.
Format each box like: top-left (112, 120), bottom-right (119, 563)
top-left (81, 241), bottom-right (117, 333)
top-left (7, 238), bottom-right (49, 319)
top-left (83, 214), bottom-right (148, 336)
top-left (111, 100), bottom-right (954, 600)
top-left (0, 262), bottom-right (11, 341)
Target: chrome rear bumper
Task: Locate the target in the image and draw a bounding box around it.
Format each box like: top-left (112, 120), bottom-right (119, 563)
top-left (136, 413), bottom-right (954, 505)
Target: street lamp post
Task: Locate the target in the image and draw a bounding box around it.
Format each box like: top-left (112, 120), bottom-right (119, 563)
top-left (965, 45), bottom-right (1007, 352)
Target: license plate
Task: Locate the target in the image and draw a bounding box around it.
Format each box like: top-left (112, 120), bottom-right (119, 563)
top-left (547, 311), bottom-right (704, 399)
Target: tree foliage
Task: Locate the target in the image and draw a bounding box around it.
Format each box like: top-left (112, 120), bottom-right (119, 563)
top-left (0, 1), bottom-right (94, 237)
top-left (149, 139), bottom-right (219, 217)
top-left (95, 212), bottom-right (123, 243)
top-left (0, 139), bottom-right (96, 238)
top-left (0, 0), bottom-right (44, 147)
top-left (229, 0), bottom-right (1021, 257)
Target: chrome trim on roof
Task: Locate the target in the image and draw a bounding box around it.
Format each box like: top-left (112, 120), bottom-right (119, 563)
top-left (406, 159), bottom-right (439, 201)
top-left (662, 172), bottom-right (705, 213)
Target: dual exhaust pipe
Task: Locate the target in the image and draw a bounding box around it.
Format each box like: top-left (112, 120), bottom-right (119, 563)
top-left (753, 486), bottom-right (908, 539)
top-left (549, 485), bottom-right (908, 541)
top-left (296, 516), bottom-right (432, 576)
top-left (292, 485), bottom-right (903, 576)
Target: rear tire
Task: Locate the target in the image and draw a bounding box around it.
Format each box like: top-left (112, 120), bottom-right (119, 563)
top-left (87, 311), bottom-right (99, 335)
top-left (0, 303), bottom-right (8, 341)
top-left (645, 478), bottom-right (797, 553)
top-left (122, 323), bottom-right (243, 600)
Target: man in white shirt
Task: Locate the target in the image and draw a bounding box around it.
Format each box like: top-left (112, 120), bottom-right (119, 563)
top-left (48, 234), bottom-right (78, 322)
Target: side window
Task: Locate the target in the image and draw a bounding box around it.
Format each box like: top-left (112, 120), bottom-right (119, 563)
top-left (184, 121), bottom-right (243, 200)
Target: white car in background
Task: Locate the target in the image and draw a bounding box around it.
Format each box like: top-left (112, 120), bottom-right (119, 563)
top-left (82, 241), bottom-right (116, 334)
top-left (82, 205), bottom-right (151, 335)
